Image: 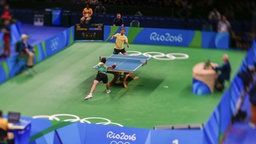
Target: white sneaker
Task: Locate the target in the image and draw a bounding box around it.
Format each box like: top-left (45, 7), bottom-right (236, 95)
top-left (84, 94), bottom-right (93, 101)
top-left (106, 89), bottom-right (111, 94)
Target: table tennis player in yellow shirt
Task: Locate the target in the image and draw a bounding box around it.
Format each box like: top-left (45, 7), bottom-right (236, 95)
top-left (110, 28), bottom-right (129, 55)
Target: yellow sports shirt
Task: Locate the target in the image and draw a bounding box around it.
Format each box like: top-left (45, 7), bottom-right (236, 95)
top-left (83, 8), bottom-right (93, 17)
top-left (114, 33), bottom-right (128, 49)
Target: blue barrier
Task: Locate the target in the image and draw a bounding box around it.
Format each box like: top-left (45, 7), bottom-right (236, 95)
top-left (148, 129), bottom-right (203, 144)
top-left (104, 26), bottom-right (230, 49)
top-left (192, 78), bottom-right (211, 95)
top-left (0, 32), bottom-right (3, 52)
top-left (0, 62), bottom-right (8, 83)
top-left (27, 117), bottom-right (203, 144)
top-left (10, 22), bottom-right (22, 54)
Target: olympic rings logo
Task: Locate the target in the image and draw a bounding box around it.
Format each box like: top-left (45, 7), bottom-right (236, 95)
top-left (127, 51), bottom-right (189, 60)
top-left (110, 141), bottom-right (130, 144)
top-left (50, 37), bottom-right (59, 51)
top-left (32, 114), bottom-right (123, 127)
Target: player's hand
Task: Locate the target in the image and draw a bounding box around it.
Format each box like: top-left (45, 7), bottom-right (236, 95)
top-left (111, 64), bottom-right (116, 69)
top-left (80, 17), bottom-right (85, 21)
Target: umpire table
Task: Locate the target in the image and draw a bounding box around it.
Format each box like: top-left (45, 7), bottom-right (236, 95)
top-left (105, 54), bottom-right (150, 88)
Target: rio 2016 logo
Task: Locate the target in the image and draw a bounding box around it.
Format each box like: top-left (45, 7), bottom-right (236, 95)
top-left (150, 32), bottom-right (183, 43)
top-left (127, 51), bottom-right (189, 60)
top-left (109, 141), bottom-right (130, 144)
top-left (106, 131), bottom-right (136, 144)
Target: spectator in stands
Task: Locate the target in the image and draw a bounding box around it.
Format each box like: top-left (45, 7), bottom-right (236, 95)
top-left (17, 34), bottom-right (35, 68)
top-left (80, 3), bottom-right (93, 26)
top-left (0, 110), bottom-right (14, 144)
top-left (238, 66), bottom-right (254, 91)
top-left (213, 54), bottom-right (231, 91)
top-left (0, 0), bottom-right (5, 7)
top-left (94, 2), bottom-right (106, 14)
top-left (134, 11), bottom-right (143, 16)
top-left (217, 15), bottom-right (231, 32)
top-left (101, 0), bottom-right (108, 4)
top-left (1, 14), bottom-right (11, 57)
top-left (208, 8), bottom-right (221, 21)
top-left (108, 0), bottom-right (117, 5)
top-left (113, 13), bottom-right (124, 26)
top-left (89, 0), bottom-right (98, 5)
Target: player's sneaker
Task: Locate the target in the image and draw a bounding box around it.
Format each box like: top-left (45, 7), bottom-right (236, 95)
top-left (106, 89), bottom-right (111, 94)
top-left (84, 94), bottom-right (93, 101)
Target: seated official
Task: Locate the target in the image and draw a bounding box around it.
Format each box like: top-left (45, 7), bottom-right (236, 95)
top-left (16, 34), bottom-right (35, 68)
top-left (0, 110), bottom-right (14, 144)
top-left (80, 3), bottom-right (93, 26)
top-left (213, 54), bottom-right (231, 91)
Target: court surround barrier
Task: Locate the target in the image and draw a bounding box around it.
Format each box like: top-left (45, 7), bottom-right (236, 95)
top-left (25, 116), bottom-right (203, 144)
top-left (0, 23), bottom-right (74, 84)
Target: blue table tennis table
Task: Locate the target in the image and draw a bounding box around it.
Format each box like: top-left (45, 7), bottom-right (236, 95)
top-left (105, 54), bottom-right (150, 88)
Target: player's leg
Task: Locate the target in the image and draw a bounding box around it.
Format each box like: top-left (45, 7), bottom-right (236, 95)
top-left (215, 75), bottom-right (224, 91)
top-left (80, 16), bottom-right (85, 24)
top-left (84, 80), bottom-right (99, 100)
top-left (7, 132), bottom-right (14, 144)
top-left (89, 80), bottom-right (99, 94)
top-left (113, 48), bottom-right (119, 54)
top-left (27, 51), bottom-right (34, 68)
top-left (121, 48), bottom-right (127, 55)
top-left (3, 38), bottom-right (10, 57)
top-left (85, 17), bottom-right (91, 25)
top-left (84, 73), bottom-right (101, 100)
top-left (103, 75), bottom-right (111, 94)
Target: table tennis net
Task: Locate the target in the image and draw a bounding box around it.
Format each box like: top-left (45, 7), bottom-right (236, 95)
top-left (107, 55), bottom-right (149, 64)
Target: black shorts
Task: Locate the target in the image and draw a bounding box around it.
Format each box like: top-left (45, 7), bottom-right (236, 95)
top-left (113, 48), bottom-right (126, 54)
top-left (95, 72), bottom-right (108, 83)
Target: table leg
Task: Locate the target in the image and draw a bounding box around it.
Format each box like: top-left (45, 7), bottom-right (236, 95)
top-left (108, 72), bottom-right (139, 88)
top-left (123, 73), bottom-right (139, 88)
top-left (109, 72), bottom-right (121, 86)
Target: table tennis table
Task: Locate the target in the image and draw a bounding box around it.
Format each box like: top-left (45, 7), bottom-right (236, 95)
top-left (104, 54), bottom-right (150, 88)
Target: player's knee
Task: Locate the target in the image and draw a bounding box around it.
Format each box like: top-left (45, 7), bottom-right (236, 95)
top-left (93, 80), bottom-right (99, 84)
top-left (7, 132), bottom-right (14, 140)
top-left (29, 52), bottom-right (34, 57)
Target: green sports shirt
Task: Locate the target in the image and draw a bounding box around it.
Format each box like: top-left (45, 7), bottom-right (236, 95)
top-left (96, 62), bottom-right (108, 72)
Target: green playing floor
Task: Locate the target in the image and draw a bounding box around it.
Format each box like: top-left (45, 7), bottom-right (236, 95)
top-left (0, 42), bottom-right (246, 128)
